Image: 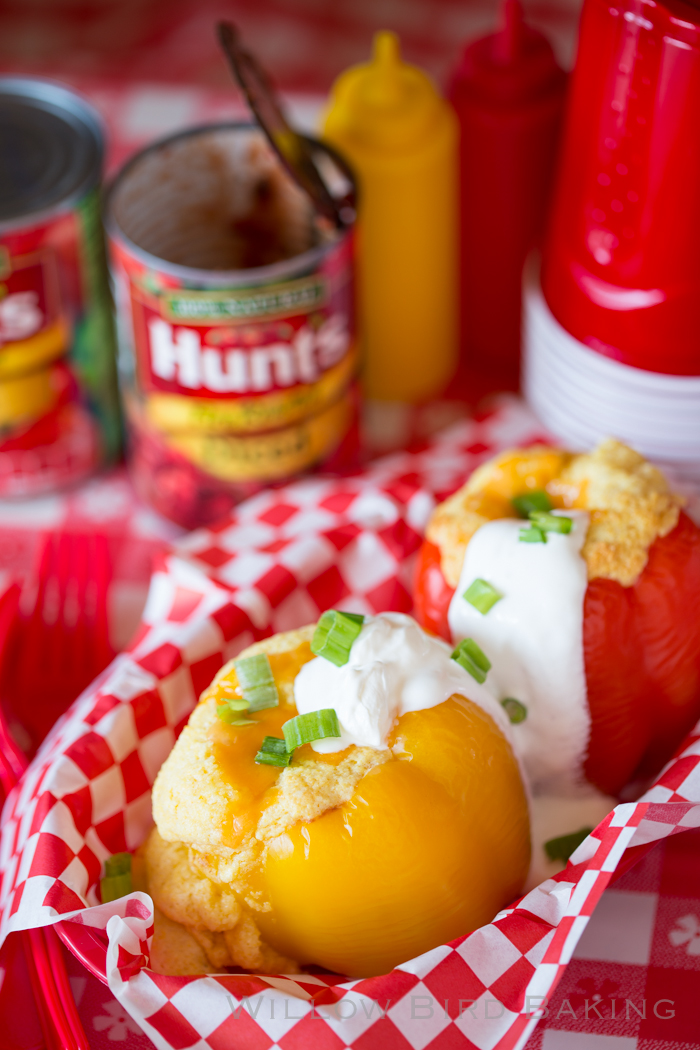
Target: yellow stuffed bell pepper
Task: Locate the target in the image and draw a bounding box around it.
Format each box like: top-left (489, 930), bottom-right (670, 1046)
top-left (145, 612), bottom-right (530, 978)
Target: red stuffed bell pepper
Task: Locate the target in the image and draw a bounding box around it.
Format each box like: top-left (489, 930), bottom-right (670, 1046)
top-left (415, 440), bottom-right (700, 796)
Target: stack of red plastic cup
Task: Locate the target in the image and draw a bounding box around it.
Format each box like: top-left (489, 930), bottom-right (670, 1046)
top-left (524, 0), bottom-right (700, 482)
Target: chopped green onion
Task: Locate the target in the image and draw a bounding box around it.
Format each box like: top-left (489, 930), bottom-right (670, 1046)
top-left (311, 610), bottom-right (365, 667)
top-left (283, 709), bottom-right (341, 750)
top-left (217, 703), bottom-right (249, 724)
top-left (255, 737), bottom-right (292, 767)
top-left (217, 704), bottom-right (255, 725)
top-left (220, 698), bottom-right (250, 712)
top-left (451, 638), bottom-right (491, 684)
top-left (512, 490), bottom-right (552, 518)
top-left (501, 697), bottom-right (527, 724)
top-left (255, 751), bottom-right (291, 767)
top-left (529, 511), bottom-right (573, 535)
top-left (544, 827), bottom-right (593, 863)
top-left (519, 524), bottom-right (547, 543)
top-left (105, 852), bottom-right (131, 878)
top-left (101, 874), bottom-right (132, 902)
top-left (452, 638), bottom-right (491, 672)
top-left (463, 578), bottom-right (503, 615)
top-left (234, 654), bottom-right (279, 712)
top-left (101, 852), bottom-right (132, 903)
top-left (260, 736), bottom-right (289, 755)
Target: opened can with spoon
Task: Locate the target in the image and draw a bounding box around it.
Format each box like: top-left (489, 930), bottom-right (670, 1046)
top-left (107, 116), bottom-right (357, 529)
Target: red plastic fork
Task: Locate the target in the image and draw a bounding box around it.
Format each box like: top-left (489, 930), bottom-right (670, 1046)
top-left (1, 530), bottom-right (113, 755)
top-left (0, 583), bottom-right (22, 790)
top-left (0, 542), bottom-right (108, 1050)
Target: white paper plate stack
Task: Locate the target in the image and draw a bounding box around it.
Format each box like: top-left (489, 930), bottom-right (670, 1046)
top-left (523, 278), bottom-right (700, 489)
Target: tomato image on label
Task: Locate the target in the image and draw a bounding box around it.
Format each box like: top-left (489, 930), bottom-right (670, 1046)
top-left (0, 290), bottom-right (43, 343)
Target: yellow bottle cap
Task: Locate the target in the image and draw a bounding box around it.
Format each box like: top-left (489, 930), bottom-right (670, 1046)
top-left (323, 31), bottom-right (445, 153)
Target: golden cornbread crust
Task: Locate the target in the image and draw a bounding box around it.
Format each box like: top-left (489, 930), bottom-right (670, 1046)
top-left (256, 745), bottom-right (390, 842)
top-left (149, 906), bottom-right (215, 976)
top-left (426, 438), bottom-right (682, 588)
top-left (560, 439), bottom-right (682, 585)
top-left (145, 828), bottom-right (299, 974)
top-left (151, 696), bottom-right (238, 850)
top-left (147, 627), bottom-right (390, 974)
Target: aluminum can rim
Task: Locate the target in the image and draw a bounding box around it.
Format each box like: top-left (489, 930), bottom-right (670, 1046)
top-left (0, 75), bottom-right (104, 232)
top-left (104, 121), bottom-right (356, 289)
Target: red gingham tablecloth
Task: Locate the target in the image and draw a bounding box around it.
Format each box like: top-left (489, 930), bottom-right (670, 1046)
top-left (53, 824), bottom-right (700, 1050)
top-left (2, 396), bottom-right (700, 1050)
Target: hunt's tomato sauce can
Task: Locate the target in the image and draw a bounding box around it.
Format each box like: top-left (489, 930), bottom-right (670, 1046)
top-left (106, 123), bottom-right (357, 528)
top-left (0, 78), bottom-right (121, 496)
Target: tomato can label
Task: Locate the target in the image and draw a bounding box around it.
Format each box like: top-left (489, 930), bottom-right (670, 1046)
top-left (0, 79), bottom-right (121, 497)
top-left (116, 249), bottom-right (355, 432)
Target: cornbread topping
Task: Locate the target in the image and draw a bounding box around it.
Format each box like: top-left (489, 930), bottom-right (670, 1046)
top-left (427, 438), bottom-right (682, 589)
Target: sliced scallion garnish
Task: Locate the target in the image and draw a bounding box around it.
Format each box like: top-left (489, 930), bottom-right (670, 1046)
top-left (260, 736), bottom-right (289, 755)
top-left (519, 524), bottom-right (547, 543)
top-left (101, 852), bottom-right (132, 903)
top-left (101, 874), bottom-right (132, 902)
top-left (451, 638), bottom-right (491, 684)
top-left (217, 704), bottom-right (255, 726)
top-left (254, 736), bottom-right (292, 767)
top-left (221, 698), bottom-right (250, 712)
top-left (255, 751), bottom-right (290, 767)
top-left (311, 610), bottom-right (365, 667)
top-left (512, 490), bottom-right (552, 518)
top-left (234, 654), bottom-right (279, 712)
top-left (544, 827), bottom-right (593, 863)
top-left (529, 511), bottom-right (573, 535)
top-left (283, 709), bottom-right (341, 750)
top-left (463, 578), bottom-right (503, 615)
top-left (216, 703), bottom-right (250, 724)
top-left (501, 697), bottom-right (527, 724)
top-left (105, 852), bottom-right (131, 878)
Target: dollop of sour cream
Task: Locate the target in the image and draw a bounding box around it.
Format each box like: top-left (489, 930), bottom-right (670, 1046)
top-left (448, 511), bottom-right (591, 794)
top-left (294, 612), bottom-right (511, 753)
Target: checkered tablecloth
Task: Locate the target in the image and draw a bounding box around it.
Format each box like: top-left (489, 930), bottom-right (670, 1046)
top-left (0, 0), bottom-right (582, 105)
top-left (2, 396), bottom-right (700, 1050)
top-left (52, 822), bottom-right (700, 1050)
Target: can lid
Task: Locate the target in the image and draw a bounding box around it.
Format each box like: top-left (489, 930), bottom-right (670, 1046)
top-left (0, 77), bottom-right (103, 226)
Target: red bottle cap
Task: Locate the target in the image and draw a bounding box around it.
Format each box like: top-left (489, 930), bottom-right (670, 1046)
top-left (449, 0), bottom-right (564, 110)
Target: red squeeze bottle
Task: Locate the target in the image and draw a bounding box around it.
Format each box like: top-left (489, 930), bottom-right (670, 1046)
top-left (448, 0), bottom-right (567, 396)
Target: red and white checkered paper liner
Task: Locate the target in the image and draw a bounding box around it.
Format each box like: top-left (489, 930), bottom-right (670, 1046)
top-left (3, 396), bottom-right (700, 1050)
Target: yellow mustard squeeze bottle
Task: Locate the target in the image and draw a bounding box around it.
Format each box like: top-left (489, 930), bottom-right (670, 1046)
top-left (322, 32), bottom-right (458, 403)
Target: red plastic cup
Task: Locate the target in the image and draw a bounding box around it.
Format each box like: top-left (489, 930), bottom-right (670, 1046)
top-left (542, 0), bottom-right (700, 376)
